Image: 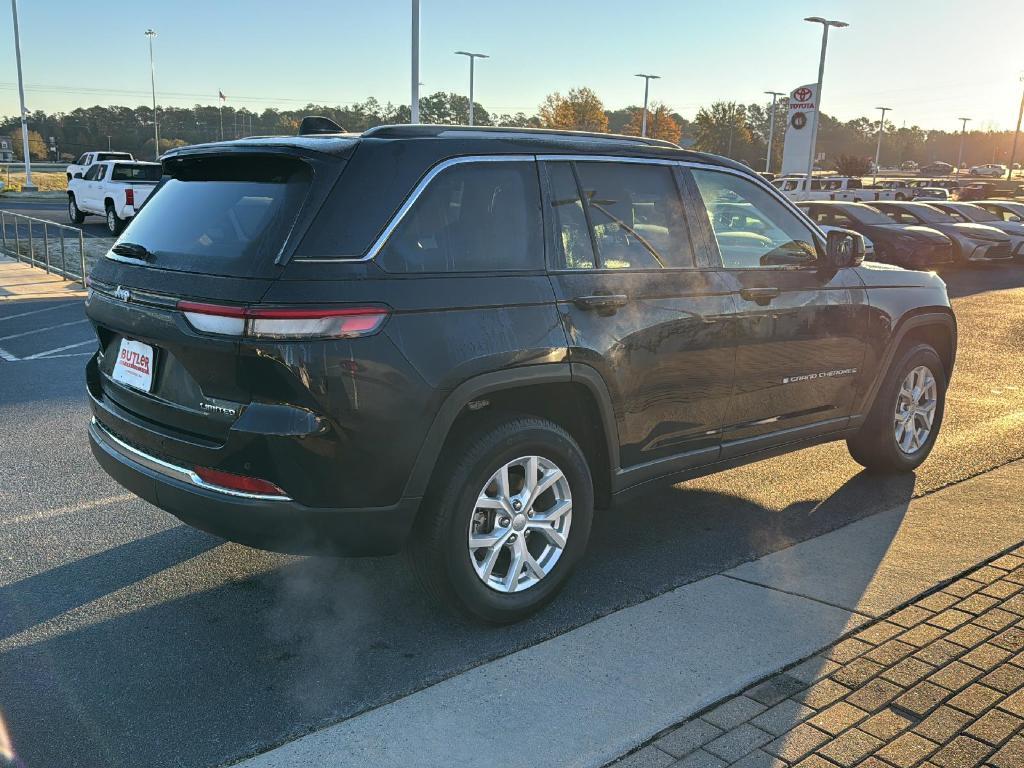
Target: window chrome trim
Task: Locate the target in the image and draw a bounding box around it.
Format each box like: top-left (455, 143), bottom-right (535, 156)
top-left (298, 154), bottom-right (536, 263)
top-left (91, 418), bottom-right (292, 502)
top-left (296, 153), bottom-right (825, 264)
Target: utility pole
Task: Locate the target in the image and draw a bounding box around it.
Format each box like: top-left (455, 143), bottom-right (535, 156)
top-left (955, 117), bottom-right (971, 179)
top-left (455, 51), bottom-right (489, 126)
top-left (10, 0), bottom-right (35, 190)
top-left (145, 29), bottom-right (159, 159)
top-left (411, 0), bottom-right (420, 123)
top-left (635, 74), bottom-right (661, 137)
top-left (873, 106), bottom-right (891, 185)
top-left (803, 17), bottom-right (848, 198)
top-left (1007, 75), bottom-right (1024, 181)
top-left (764, 90), bottom-right (785, 173)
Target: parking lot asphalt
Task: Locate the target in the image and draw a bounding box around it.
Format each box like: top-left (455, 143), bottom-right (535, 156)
top-left (2, 261), bottom-right (1024, 768)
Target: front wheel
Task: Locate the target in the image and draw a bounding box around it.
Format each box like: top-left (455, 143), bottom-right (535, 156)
top-left (105, 205), bottom-right (125, 235)
top-left (68, 195), bottom-right (85, 225)
top-left (408, 416), bottom-right (594, 624)
top-left (847, 344), bottom-right (947, 472)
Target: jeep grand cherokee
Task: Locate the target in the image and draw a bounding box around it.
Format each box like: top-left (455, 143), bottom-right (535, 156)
top-left (85, 122), bottom-right (956, 623)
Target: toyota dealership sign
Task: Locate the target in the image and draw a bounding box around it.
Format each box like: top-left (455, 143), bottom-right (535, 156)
top-left (781, 83), bottom-right (820, 176)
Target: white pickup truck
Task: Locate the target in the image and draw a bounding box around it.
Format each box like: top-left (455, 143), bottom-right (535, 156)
top-left (66, 151), bottom-right (134, 182)
top-left (67, 160), bottom-right (162, 234)
top-left (773, 176), bottom-right (898, 203)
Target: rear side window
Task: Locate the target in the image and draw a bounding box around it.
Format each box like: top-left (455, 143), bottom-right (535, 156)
top-left (377, 160), bottom-right (543, 273)
top-left (98, 152), bottom-right (132, 161)
top-left (118, 155), bottom-right (311, 276)
top-left (111, 164), bottom-right (161, 182)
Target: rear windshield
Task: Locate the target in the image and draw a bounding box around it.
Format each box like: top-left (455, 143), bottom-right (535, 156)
top-left (111, 164), bottom-right (161, 182)
top-left (97, 152), bottom-right (132, 161)
top-left (116, 155), bottom-right (310, 276)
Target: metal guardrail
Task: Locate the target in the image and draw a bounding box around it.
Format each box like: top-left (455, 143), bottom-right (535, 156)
top-left (0, 210), bottom-right (87, 284)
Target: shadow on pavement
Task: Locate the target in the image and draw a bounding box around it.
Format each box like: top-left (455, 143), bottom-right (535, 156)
top-left (938, 259), bottom-right (1024, 299)
top-left (0, 468), bottom-right (915, 768)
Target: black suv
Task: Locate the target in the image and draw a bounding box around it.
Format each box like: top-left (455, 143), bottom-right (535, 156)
top-left (85, 124), bottom-right (957, 622)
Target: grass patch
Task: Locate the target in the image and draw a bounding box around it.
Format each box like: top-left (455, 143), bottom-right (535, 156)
top-left (1, 170), bottom-right (68, 192)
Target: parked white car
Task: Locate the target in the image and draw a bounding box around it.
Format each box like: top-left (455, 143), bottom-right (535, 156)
top-left (67, 160), bottom-right (161, 234)
top-left (912, 187), bottom-right (951, 202)
top-left (969, 164), bottom-right (1008, 178)
top-left (66, 151), bottom-right (134, 182)
top-left (773, 176), bottom-right (895, 203)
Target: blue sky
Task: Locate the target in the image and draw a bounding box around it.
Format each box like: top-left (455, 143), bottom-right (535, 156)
top-left (1, 0), bottom-right (1021, 130)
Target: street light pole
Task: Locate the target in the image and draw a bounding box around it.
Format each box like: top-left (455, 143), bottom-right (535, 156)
top-left (803, 17), bottom-right (848, 198)
top-left (1006, 75), bottom-right (1024, 181)
top-left (455, 51), bottom-right (489, 126)
top-left (634, 73), bottom-right (660, 137)
top-left (955, 117), bottom-right (971, 179)
top-left (10, 0), bottom-right (34, 190)
top-left (764, 90), bottom-right (785, 173)
top-left (410, 0), bottom-right (420, 123)
top-left (145, 29), bottom-right (159, 159)
top-left (872, 106), bottom-right (891, 185)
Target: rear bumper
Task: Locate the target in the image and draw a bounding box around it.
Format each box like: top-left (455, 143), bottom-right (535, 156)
top-left (88, 418), bottom-right (421, 556)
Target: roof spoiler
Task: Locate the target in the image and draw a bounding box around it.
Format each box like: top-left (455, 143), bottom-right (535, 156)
top-left (298, 116), bottom-right (344, 136)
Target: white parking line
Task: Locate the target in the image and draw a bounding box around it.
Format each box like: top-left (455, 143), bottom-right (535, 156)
top-left (0, 318), bottom-right (88, 341)
top-left (23, 339), bottom-right (96, 360)
top-left (0, 302), bottom-right (80, 322)
top-left (0, 346), bottom-right (16, 362)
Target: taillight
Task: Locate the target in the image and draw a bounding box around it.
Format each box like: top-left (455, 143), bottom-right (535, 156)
top-left (176, 301), bottom-right (390, 339)
top-left (125, 188), bottom-right (135, 207)
top-left (194, 466), bottom-right (287, 497)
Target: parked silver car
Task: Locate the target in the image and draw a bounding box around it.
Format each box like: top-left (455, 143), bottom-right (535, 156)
top-left (927, 201), bottom-right (1024, 256)
top-left (869, 201), bottom-right (1013, 263)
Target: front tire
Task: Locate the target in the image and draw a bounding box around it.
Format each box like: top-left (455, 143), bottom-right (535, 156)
top-left (68, 195), bottom-right (85, 225)
top-left (847, 344), bottom-right (947, 472)
top-left (408, 416), bottom-right (594, 624)
top-left (105, 205), bottom-right (125, 235)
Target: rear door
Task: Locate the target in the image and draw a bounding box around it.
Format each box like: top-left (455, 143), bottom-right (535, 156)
top-left (541, 157), bottom-right (737, 476)
top-left (688, 166), bottom-right (869, 457)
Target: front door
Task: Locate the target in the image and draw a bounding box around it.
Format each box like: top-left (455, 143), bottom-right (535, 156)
top-left (540, 158), bottom-right (737, 481)
top-left (688, 167), bottom-right (869, 458)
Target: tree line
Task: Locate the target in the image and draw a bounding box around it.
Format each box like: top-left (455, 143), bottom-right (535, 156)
top-left (3, 88), bottom-right (1021, 171)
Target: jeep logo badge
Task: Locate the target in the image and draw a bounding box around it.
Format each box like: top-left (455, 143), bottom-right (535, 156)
top-left (113, 286), bottom-right (131, 302)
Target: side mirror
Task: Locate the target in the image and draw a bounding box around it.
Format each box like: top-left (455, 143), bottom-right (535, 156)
top-left (825, 228), bottom-right (864, 269)
top-left (73, 172), bottom-right (83, 179)
top-left (1008, 215), bottom-right (1021, 223)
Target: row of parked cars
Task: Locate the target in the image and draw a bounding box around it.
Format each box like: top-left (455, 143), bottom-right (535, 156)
top-left (773, 174), bottom-right (1024, 204)
top-left (800, 199), bottom-right (1024, 269)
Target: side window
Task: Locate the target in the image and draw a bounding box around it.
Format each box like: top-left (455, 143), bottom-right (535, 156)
top-left (546, 162), bottom-right (596, 269)
top-left (692, 168), bottom-right (819, 269)
top-left (377, 161), bottom-right (543, 273)
top-left (75, 154), bottom-right (88, 165)
top-left (831, 211), bottom-right (855, 227)
top-left (96, 165), bottom-right (107, 181)
top-left (573, 161), bottom-right (694, 269)
top-left (83, 165), bottom-right (100, 181)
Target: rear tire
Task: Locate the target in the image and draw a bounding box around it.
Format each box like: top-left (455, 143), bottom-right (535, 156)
top-left (68, 195), bottom-right (85, 225)
top-left (407, 415), bottom-right (594, 624)
top-left (105, 204), bottom-right (125, 235)
top-left (847, 344), bottom-right (947, 472)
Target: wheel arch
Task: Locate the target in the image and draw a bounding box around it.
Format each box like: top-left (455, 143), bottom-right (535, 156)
top-left (858, 309), bottom-right (957, 416)
top-left (403, 363), bottom-right (620, 510)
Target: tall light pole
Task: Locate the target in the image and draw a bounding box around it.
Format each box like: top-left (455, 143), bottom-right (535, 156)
top-left (872, 106), bottom-right (891, 185)
top-left (145, 29), bottom-right (159, 159)
top-left (410, 0), bottom-right (420, 123)
top-left (635, 73), bottom-right (660, 137)
top-left (764, 90), bottom-right (785, 173)
top-left (1006, 75), bottom-right (1024, 181)
top-left (803, 17), bottom-right (848, 196)
top-left (10, 0), bottom-right (34, 190)
top-left (455, 51), bottom-right (488, 126)
top-left (955, 117), bottom-right (971, 179)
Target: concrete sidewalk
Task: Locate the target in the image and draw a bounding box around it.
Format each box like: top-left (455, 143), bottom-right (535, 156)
top-left (0, 254), bottom-right (86, 301)
top-left (232, 460), bottom-right (1024, 768)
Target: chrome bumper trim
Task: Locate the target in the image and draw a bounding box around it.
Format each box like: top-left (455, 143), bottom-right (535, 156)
top-left (91, 418), bottom-right (292, 502)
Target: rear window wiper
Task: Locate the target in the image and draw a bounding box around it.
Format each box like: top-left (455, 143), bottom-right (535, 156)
top-left (111, 242), bottom-right (155, 261)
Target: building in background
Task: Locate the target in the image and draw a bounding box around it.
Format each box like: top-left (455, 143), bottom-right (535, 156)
top-left (0, 139), bottom-right (13, 163)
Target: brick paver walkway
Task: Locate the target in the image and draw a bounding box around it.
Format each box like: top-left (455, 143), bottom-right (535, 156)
top-left (611, 546), bottom-right (1024, 768)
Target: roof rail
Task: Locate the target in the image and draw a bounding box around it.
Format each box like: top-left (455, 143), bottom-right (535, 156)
top-left (360, 124), bottom-right (680, 149)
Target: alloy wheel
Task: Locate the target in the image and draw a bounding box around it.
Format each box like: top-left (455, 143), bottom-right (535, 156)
top-left (467, 455), bottom-right (572, 593)
top-left (894, 365), bottom-right (937, 454)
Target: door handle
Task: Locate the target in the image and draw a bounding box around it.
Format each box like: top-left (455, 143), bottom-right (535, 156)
top-left (573, 294), bottom-right (629, 313)
top-left (739, 287), bottom-right (780, 306)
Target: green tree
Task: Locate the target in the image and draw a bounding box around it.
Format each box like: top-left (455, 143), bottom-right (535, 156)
top-left (539, 88), bottom-right (608, 132)
top-left (834, 155), bottom-right (872, 176)
top-left (623, 102), bottom-right (682, 144)
top-left (693, 102), bottom-right (753, 162)
top-left (9, 128), bottom-right (47, 160)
